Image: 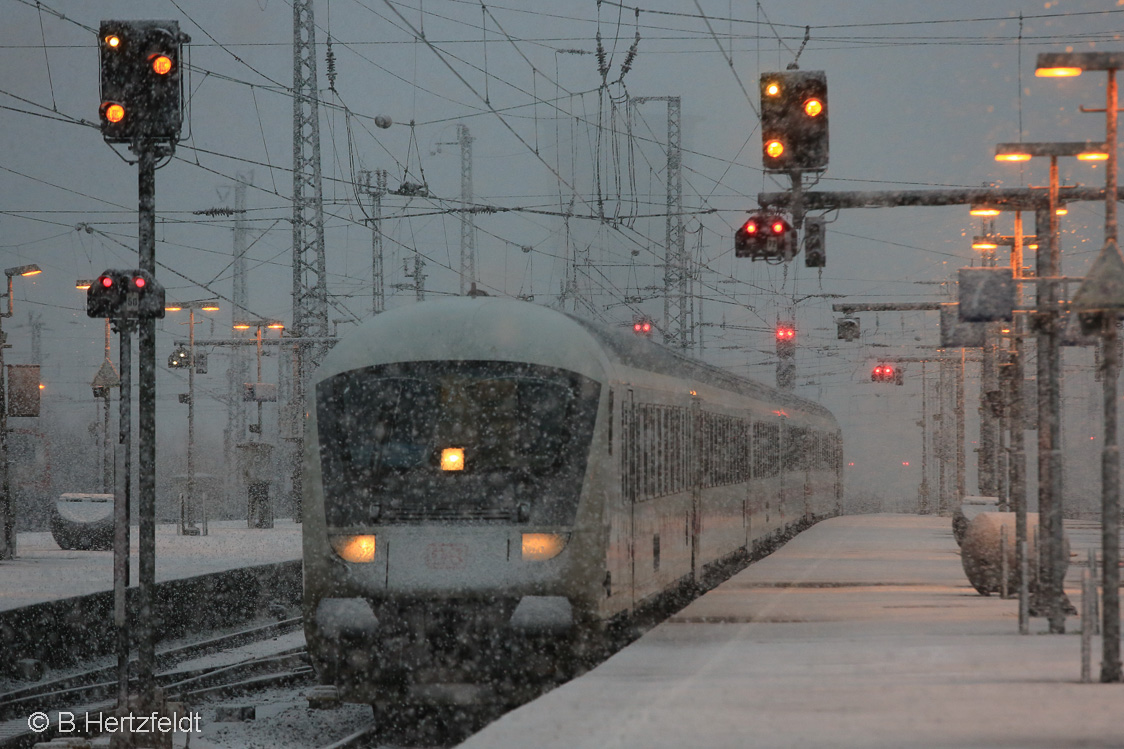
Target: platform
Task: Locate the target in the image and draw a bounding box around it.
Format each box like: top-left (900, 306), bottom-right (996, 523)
top-left (0, 520), bottom-right (302, 612)
top-left (461, 514), bottom-right (1124, 749)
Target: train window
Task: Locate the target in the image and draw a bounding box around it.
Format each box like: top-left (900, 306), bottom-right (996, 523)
top-left (783, 426), bottom-right (806, 472)
top-left (753, 422), bottom-right (780, 478)
top-left (316, 361), bottom-right (600, 525)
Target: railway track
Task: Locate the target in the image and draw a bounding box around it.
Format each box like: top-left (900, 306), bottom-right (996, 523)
top-left (0, 617), bottom-right (311, 749)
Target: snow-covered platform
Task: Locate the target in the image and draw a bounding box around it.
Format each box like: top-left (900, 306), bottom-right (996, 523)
top-left (0, 520), bottom-right (302, 612)
top-left (461, 513), bottom-right (1124, 749)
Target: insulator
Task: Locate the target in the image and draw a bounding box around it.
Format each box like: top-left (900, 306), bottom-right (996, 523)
top-left (595, 33), bottom-right (608, 80)
top-left (619, 34), bottom-right (640, 79)
top-left (325, 42), bottom-right (337, 92)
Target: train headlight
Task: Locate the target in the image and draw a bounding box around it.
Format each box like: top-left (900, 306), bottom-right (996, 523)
top-left (440, 447), bottom-right (465, 471)
top-left (330, 534), bottom-right (376, 563)
top-left (521, 533), bottom-right (569, 561)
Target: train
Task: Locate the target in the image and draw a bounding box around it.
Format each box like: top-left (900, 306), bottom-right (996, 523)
top-left (302, 297), bottom-right (843, 713)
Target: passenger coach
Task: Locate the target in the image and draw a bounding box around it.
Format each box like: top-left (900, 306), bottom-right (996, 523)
top-left (303, 297), bottom-right (842, 707)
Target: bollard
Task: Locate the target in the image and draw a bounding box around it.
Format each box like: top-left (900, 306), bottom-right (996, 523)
top-left (1082, 567), bottom-right (1093, 683)
top-left (1000, 526), bottom-right (1009, 599)
top-left (1089, 548), bottom-right (1101, 636)
top-left (1019, 539), bottom-right (1029, 634)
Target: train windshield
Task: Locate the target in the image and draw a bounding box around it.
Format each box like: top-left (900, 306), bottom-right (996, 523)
top-left (316, 361), bottom-right (599, 525)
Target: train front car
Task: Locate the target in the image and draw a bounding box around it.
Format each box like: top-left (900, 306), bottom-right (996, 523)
top-left (303, 299), bottom-right (608, 709)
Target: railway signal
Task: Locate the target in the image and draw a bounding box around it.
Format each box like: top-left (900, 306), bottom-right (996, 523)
top-left (735, 214), bottom-right (796, 261)
top-left (86, 269), bottom-right (166, 321)
top-left (632, 315), bottom-right (654, 336)
top-left (776, 321), bottom-right (796, 390)
top-left (804, 216), bottom-right (826, 267)
top-left (99, 20), bottom-right (188, 143)
top-left (760, 70), bottom-right (829, 172)
top-left (836, 316), bottom-right (859, 342)
top-left (871, 363), bottom-right (904, 385)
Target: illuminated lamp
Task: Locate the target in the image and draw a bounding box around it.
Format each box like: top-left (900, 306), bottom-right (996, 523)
top-left (521, 533), bottom-right (569, 561)
top-left (330, 535), bottom-right (376, 563)
top-left (441, 447), bottom-right (465, 471)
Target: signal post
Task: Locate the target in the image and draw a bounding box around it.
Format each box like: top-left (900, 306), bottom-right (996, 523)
top-left (96, 19), bottom-right (189, 739)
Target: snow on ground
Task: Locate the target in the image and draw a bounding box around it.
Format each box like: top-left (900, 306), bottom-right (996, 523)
top-left (459, 514), bottom-right (1124, 749)
top-left (0, 520), bottom-right (301, 611)
top-left (170, 686), bottom-right (374, 749)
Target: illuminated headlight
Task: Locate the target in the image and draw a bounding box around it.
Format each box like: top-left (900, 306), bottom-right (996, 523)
top-left (521, 533), bottom-right (569, 561)
top-left (330, 534), bottom-right (376, 563)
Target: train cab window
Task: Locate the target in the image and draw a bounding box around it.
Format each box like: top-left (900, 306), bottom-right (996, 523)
top-left (316, 361), bottom-right (599, 526)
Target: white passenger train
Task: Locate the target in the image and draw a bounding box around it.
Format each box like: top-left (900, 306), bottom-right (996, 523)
top-left (303, 297), bottom-right (842, 709)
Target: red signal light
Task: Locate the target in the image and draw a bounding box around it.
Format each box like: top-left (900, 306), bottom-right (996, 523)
top-left (100, 276), bottom-right (114, 289)
top-left (884, 366), bottom-right (894, 376)
top-left (634, 323), bottom-right (642, 332)
top-left (744, 220), bottom-right (758, 234)
top-left (133, 275), bottom-right (146, 289)
top-left (772, 221), bottom-right (786, 234)
top-left (643, 322), bottom-right (651, 332)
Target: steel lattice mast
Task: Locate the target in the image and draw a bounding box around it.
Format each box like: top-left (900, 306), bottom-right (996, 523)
top-left (292, 0), bottom-right (329, 343)
top-left (290, 0), bottom-right (330, 521)
top-left (457, 124), bottom-right (475, 295)
top-left (633, 96), bottom-right (689, 350)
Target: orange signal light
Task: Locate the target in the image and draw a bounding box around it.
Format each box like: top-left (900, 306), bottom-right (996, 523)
top-left (104, 103), bottom-right (125, 123)
top-left (764, 81), bottom-right (781, 97)
top-left (105, 34), bottom-right (121, 49)
top-left (151, 55), bottom-right (173, 75)
top-left (765, 139), bottom-right (784, 159)
top-left (803, 98), bottom-right (823, 117)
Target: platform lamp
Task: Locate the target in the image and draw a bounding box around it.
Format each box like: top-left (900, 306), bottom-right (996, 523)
top-left (1037, 50), bottom-right (1124, 682)
top-left (994, 140), bottom-right (1109, 637)
top-left (166, 300), bottom-right (220, 536)
top-left (0, 264), bottom-right (43, 559)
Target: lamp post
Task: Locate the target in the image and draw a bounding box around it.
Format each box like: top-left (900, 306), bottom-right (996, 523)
top-left (166, 301), bottom-right (220, 536)
top-left (0, 265), bottom-right (44, 550)
top-left (0, 264), bottom-right (43, 560)
top-left (995, 140), bottom-right (1108, 635)
top-left (1037, 51), bottom-right (1124, 682)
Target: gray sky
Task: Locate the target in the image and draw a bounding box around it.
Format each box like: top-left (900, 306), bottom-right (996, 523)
top-left (2, 0), bottom-right (1122, 504)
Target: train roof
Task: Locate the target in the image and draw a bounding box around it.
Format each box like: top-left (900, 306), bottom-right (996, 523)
top-left (314, 298), bottom-right (836, 427)
top-left (560, 309), bottom-right (837, 426)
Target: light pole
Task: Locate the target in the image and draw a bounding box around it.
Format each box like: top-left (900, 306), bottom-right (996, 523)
top-left (0, 264), bottom-right (43, 560)
top-left (1038, 50), bottom-right (1124, 682)
top-left (995, 140), bottom-right (1108, 634)
top-left (166, 301), bottom-right (219, 535)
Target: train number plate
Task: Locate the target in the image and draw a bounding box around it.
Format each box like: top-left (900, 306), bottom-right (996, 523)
top-left (425, 542), bottom-right (468, 570)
